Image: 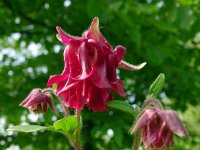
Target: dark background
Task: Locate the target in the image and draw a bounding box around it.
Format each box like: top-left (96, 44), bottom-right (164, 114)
top-left (0, 0), bottom-right (200, 149)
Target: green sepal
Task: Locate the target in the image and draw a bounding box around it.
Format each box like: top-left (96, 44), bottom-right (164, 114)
top-left (147, 73), bottom-right (165, 99)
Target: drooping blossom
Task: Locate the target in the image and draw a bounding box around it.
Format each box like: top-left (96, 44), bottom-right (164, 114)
top-left (132, 107), bottom-right (188, 149)
top-left (19, 88), bottom-right (55, 113)
top-left (47, 17), bottom-right (145, 112)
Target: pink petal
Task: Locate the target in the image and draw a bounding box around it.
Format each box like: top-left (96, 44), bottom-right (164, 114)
top-left (20, 89), bottom-right (42, 106)
top-left (157, 109), bottom-right (188, 137)
top-left (25, 94), bottom-right (46, 107)
top-left (133, 108), bottom-right (156, 132)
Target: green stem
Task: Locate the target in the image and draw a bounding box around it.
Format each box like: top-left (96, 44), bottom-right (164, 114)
top-left (75, 109), bottom-right (81, 150)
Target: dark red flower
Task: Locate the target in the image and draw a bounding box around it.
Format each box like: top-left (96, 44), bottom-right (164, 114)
top-left (47, 17), bottom-right (144, 111)
top-left (19, 89), bottom-right (55, 113)
top-left (132, 108), bottom-right (188, 149)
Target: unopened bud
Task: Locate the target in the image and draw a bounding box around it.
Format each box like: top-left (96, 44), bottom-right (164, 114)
top-left (19, 88), bottom-right (55, 113)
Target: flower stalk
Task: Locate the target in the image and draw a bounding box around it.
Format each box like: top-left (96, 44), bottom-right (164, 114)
top-left (75, 109), bottom-right (82, 150)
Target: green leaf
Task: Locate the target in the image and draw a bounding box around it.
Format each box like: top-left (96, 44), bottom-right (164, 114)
top-left (148, 73), bottom-right (165, 98)
top-left (137, 4), bottom-right (159, 15)
top-left (106, 100), bottom-right (138, 117)
top-left (53, 116), bottom-right (78, 134)
top-left (7, 125), bottom-right (55, 133)
top-left (7, 116), bottom-right (78, 137)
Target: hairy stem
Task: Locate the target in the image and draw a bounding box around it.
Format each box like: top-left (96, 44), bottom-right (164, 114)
top-left (75, 109), bottom-right (82, 150)
top-left (133, 131), bottom-right (141, 150)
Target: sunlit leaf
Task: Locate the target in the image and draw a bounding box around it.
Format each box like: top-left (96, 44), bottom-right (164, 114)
top-left (53, 116), bottom-right (78, 134)
top-left (7, 125), bottom-right (55, 133)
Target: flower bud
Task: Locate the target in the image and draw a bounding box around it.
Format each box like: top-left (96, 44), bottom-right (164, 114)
top-left (19, 88), bottom-right (55, 113)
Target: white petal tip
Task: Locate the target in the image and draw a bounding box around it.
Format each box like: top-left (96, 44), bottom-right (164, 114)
top-left (119, 61), bottom-right (147, 71)
top-left (137, 62), bottom-right (147, 70)
top-left (56, 34), bottom-right (62, 42)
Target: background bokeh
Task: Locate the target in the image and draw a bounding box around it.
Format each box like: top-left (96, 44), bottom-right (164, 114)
top-left (0, 0), bottom-right (200, 149)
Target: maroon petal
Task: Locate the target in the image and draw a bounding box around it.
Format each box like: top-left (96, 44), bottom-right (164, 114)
top-left (56, 81), bottom-right (66, 95)
top-left (144, 116), bottom-right (160, 148)
top-left (73, 42), bottom-right (95, 80)
top-left (47, 73), bottom-right (68, 87)
top-left (62, 81), bottom-right (87, 110)
top-left (67, 45), bottom-right (82, 78)
top-left (156, 123), bottom-right (174, 148)
top-left (157, 109), bottom-right (188, 137)
top-left (113, 46), bottom-right (126, 64)
top-left (47, 46), bottom-right (71, 87)
top-left (58, 78), bottom-right (79, 96)
top-left (111, 80), bottom-right (126, 97)
top-left (79, 42), bottom-right (91, 77)
top-left (107, 52), bottom-right (118, 82)
top-left (90, 46), bottom-right (111, 88)
top-left (106, 50), bottom-right (126, 96)
top-left (46, 17), bottom-right (127, 112)
top-left (86, 17), bottom-right (106, 45)
top-left (152, 122), bottom-right (173, 149)
top-left (87, 86), bottom-right (110, 112)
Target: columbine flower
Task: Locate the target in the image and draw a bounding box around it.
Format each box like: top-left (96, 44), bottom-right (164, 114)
top-left (47, 17), bottom-right (145, 112)
top-left (132, 108), bottom-right (188, 149)
top-left (19, 88), bottom-right (55, 113)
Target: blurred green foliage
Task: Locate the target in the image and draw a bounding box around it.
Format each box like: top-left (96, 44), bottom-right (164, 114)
top-left (0, 0), bottom-right (200, 149)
